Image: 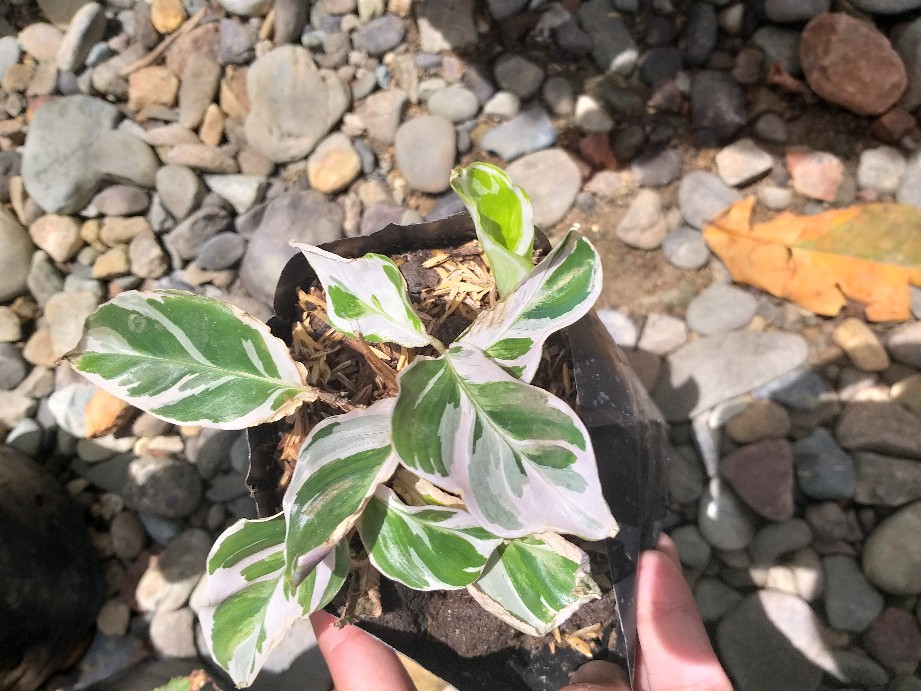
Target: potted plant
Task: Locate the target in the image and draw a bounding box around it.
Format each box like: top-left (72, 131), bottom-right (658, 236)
top-left (66, 163), bottom-right (668, 690)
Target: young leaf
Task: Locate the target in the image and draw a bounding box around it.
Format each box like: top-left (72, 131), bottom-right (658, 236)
top-left (284, 398), bottom-right (398, 584)
top-left (467, 533), bottom-right (600, 637)
top-left (358, 486), bottom-right (503, 590)
top-left (200, 513), bottom-right (349, 687)
top-left (450, 162), bottom-right (535, 297)
top-left (392, 343), bottom-right (618, 540)
top-left (65, 290), bottom-right (312, 429)
top-left (292, 243), bottom-right (434, 348)
top-left (459, 230), bottom-right (602, 381)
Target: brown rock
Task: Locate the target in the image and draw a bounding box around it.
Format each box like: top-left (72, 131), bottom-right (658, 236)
top-left (786, 147), bottom-right (844, 202)
top-left (871, 107), bottom-right (919, 144)
top-left (99, 216), bottom-right (151, 246)
top-left (833, 318), bottom-right (889, 372)
top-left (84, 388), bottom-right (134, 438)
top-left (166, 144), bottom-right (239, 174)
top-left (23, 327), bottom-right (56, 367)
top-left (719, 438), bottom-right (795, 522)
top-left (165, 22), bottom-right (220, 77)
top-left (128, 66), bottom-right (179, 111)
top-left (150, 0), bottom-right (186, 34)
top-left (801, 13), bottom-right (907, 117)
top-left (725, 399), bottom-right (791, 443)
top-left (92, 246), bottom-right (130, 279)
top-left (307, 133), bottom-right (361, 194)
top-left (29, 214), bottom-right (82, 263)
top-left (198, 103), bottom-right (224, 147)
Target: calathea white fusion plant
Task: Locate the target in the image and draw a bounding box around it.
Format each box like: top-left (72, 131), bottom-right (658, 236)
top-left (66, 163), bottom-right (618, 687)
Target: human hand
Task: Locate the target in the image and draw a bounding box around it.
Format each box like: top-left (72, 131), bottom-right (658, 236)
top-left (310, 610), bottom-right (417, 690)
top-left (561, 534), bottom-right (732, 691)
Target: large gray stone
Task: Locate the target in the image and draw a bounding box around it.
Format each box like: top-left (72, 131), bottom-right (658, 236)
top-left (652, 331), bottom-right (808, 421)
top-left (823, 555), bottom-right (884, 633)
top-left (22, 95), bottom-right (119, 213)
top-left (577, 0), bottom-right (637, 75)
top-left (863, 500), bottom-right (921, 594)
top-left (836, 400), bottom-right (921, 460)
top-left (394, 116), bottom-right (456, 194)
top-left (506, 149), bottom-right (580, 228)
top-left (480, 106), bottom-right (557, 161)
top-left (245, 45), bottom-right (350, 163)
top-left (240, 192), bottom-right (344, 305)
top-left (0, 208), bottom-right (34, 303)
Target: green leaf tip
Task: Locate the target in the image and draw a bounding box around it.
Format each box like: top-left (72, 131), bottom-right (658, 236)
top-left (451, 162), bottom-right (535, 297)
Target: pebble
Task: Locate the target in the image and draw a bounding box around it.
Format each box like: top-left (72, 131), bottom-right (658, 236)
top-left (45, 290), bottom-right (99, 359)
top-left (94, 131), bottom-right (160, 189)
top-left (56, 2), bottom-right (106, 72)
top-left (823, 555), bottom-right (884, 633)
top-left (0, 343), bottom-right (26, 390)
top-left (122, 456), bottom-right (202, 519)
top-left (29, 214), bottom-right (81, 264)
top-left (697, 478), bottom-right (755, 551)
top-left (751, 26), bottom-right (801, 76)
top-left (653, 331), bottom-right (808, 421)
top-left (832, 318), bottom-right (889, 372)
top-left (801, 13), bottom-right (907, 117)
top-left (596, 309), bottom-right (638, 349)
top-left (725, 399), bottom-right (790, 444)
top-left (715, 138), bottom-right (774, 188)
top-left (863, 500), bottom-right (921, 594)
top-left (678, 171), bottom-right (741, 229)
top-left (156, 166), bottom-right (204, 221)
top-left (178, 54), bottom-right (221, 130)
top-left (165, 207), bottom-right (232, 263)
top-left (96, 598), bottom-right (131, 638)
top-left (482, 91), bottom-right (520, 119)
top-left (690, 70), bottom-right (746, 143)
top-left (758, 185), bottom-right (793, 210)
top-left (661, 226), bottom-right (710, 270)
top-left (863, 608), bottom-right (921, 674)
top-left (542, 75), bottom-right (574, 117)
top-left (638, 47), bottom-right (681, 86)
top-left (493, 54), bottom-right (544, 100)
top-left (720, 438), bottom-right (794, 522)
top-left (203, 174), bottom-right (266, 214)
top-left (195, 232), bottom-right (246, 271)
top-left (630, 148), bottom-right (682, 188)
top-left (893, 373), bottom-right (921, 418)
top-left (150, 0), bottom-right (186, 34)
top-left (240, 191), bottom-right (344, 304)
top-left (480, 106), bottom-right (557, 161)
top-left (670, 524), bottom-right (711, 568)
top-left (135, 529), bottom-right (211, 612)
top-left (753, 112), bottom-right (788, 144)
top-left (426, 85), bottom-right (479, 123)
top-left (637, 313), bottom-right (687, 355)
top-left (356, 89), bottom-right (408, 145)
top-left (416, 0), bottom-right (477, 53)
top-left (686, 284), bottom-right (757, 335)
top-left (218, 0), bottom-right (273, 15)
top-left (717, 590), bottom-right (829, 691)
top-left (786, 148), bottom-right (844, 202)
top-left (574, 94), bottom-right (614, 134)
top-left (149, 607), bottom-right (197, 658)
top-left (505, 148), bottom-right (580, 229)
top-left (91, 186), bottom-right (150, 217)
top-left (577, 0), bottom-right (637, 75)
top-left (887, 321), bottom-right (921, 369)
top-left (22, 95), bottom-right (119, 214)
top-left (695, 578), bottom-right (742, 623)
top-left (615, 189), bottom-right (667, 250)
top-left (110, 510), bottom-right (148, 561)
top-left (0, 37), bottom-right (21, 82)
top-left (856, 146), bottom-right (907, 195)
top-left (394, 115), bottom-right (455, 193)
top-left (836, 400), bottom-right (921, 460)
top-left (749, 519), bottom-right (812, 565)
top-left (765, 0), bottom-right (830, 23)
top-left (166, 144), bottom-right (239, 175)
top-left (354, 14), bottom-right (405, 56)
top-left (245, 45), bottom-right (349, 163)
top-left (855, 451), bottom-right (921, 507)
top-left (682, 3), bottom-right (717, 68)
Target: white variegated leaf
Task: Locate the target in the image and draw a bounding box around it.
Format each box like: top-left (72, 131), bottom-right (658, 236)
top-left (450, 162), bottom-right (534, 297)
top-left (358, 486), bottom-right (502, 590)
top-left (392, 343), bottom-right (618, 540)
top-left (200, 513), bottom-right (349, 687)
top-left (459, 230), bottom-right (602, 381)
top-left (467, 533), bottom-right (600, 636)
top-left (66, 290), bottom-right (313, 429)
top-left (283, 398), bottom-right (398, 584)
top-left (292, 244), bottom-right (434, 348)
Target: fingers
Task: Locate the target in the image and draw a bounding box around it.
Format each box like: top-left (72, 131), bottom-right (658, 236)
top-left (633, 543), bottom-right (733, 691)
top-left (560, 660), bottom-right (630, 691)
top-left (310, 610), bottom-right (417, 691)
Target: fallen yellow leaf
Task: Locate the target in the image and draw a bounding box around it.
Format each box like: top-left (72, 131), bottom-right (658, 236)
top-left (703, 198), bottom-right (921, 321)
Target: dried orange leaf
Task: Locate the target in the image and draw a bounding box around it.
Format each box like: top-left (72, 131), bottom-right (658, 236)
top-left (703, 198), bottom-right (921, 321)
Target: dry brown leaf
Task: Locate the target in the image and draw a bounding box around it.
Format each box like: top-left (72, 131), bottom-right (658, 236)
top-left (703, 198), bottom-right (921, 321)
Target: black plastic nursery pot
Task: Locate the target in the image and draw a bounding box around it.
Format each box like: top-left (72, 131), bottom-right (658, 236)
top-left (246, 214), bottom-right (670, 691)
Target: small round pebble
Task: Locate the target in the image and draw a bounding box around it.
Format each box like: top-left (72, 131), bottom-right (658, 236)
top-left (685, 283), bottom-right (757, 335)
top-left (661, 226), bottom-right (710, 270)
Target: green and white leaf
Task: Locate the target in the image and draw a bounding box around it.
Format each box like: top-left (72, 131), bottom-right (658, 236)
top-left (293, 244), bottom-right (433, 348)
top-left (392, 343), bottom-right (618, 540)
top-left (459, 230), bottom-right (602, 381)
top-left (65, 290), bottom-right (312, 429)
top-left (358, 486), bottom-right (502, 590)
top-left (467, 533), bottom-right (600, 637)
top-left (283, 398), bottom-right (398, 585)
top-left (450, 162), bottom-right (534, 297)
top-left (200, 513), bottom-right (349, 688)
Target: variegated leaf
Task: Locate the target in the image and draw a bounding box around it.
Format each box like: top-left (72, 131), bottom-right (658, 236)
top-left (65, 290), bottom-right (312, 429)
top-left (467, 533), bottom-right (600, 637)
top-left (450, 162), bottom-right (534, 297)
top-left (392, 343), bottom-right (618, 540)
top-left (459, 230), bottom-right (602, 381)
top-left (283, 398), bottom-right (398, 584)
top-left (358, 486), bottom-right (502, 590)
top-left (200, 513), bottom-right (349, 687)
top-left (292, 244), bottom-right (434, 348)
